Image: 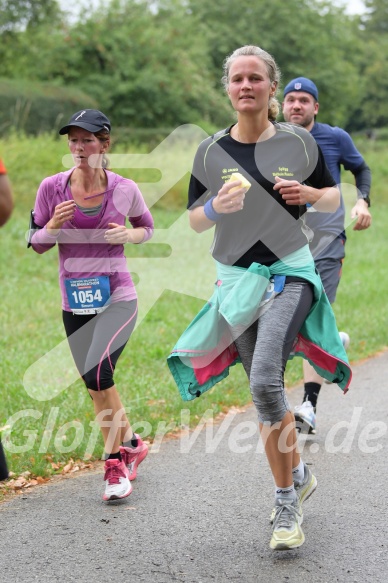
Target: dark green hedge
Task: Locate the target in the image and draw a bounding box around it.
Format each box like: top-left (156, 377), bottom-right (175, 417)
top-left (0, 79), bottom-right (98, 135)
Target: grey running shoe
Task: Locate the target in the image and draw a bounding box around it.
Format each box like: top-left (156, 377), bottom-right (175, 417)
top-left (295, 463), bottom-right (317, 506)
top-left (270, 463), bottom-right (317, 523)
top-left (270, 498), bottom-right (304, 551)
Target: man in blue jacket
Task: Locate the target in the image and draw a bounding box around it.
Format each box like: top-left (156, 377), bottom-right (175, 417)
top-left (282, 77), bottom-right (372, 433)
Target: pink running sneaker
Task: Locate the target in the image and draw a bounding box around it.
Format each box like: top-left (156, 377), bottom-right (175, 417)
top-left (120, 435), bottom-right (148, 481)
top-left (103, 459), bottom-right (132, 501)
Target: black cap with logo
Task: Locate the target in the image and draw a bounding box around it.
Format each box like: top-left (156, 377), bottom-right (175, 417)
top-left (59, 109), bottom-right (111, 135)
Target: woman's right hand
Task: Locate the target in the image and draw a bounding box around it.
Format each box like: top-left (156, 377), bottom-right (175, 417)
top-left (47, 201), bottom-right (77, 230)
top-left (212, 179), bottom-right (246, 214)
top-left (189, 179), bottom-right (247, 233)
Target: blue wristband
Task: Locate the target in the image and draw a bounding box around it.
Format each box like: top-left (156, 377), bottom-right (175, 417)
top-left (203, 196), bottom-right (222, 222)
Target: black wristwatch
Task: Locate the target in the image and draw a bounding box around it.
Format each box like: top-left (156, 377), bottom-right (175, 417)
top-left (357, 194), bottom-right (371, 207)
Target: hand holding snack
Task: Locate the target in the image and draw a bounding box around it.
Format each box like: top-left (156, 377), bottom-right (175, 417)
top-left (211, 172), bottom-right (252, 216)
top-left (228, 172), bottom-right (251, 194)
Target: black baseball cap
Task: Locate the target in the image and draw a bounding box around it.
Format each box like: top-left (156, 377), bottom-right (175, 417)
top-left (59, 109), bottom-right (111, 135)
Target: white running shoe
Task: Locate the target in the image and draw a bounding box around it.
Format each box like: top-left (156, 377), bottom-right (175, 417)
top-left (339, 331), bottom-right (350, 350)
top-left (294, 400), bottom-right (316, 434)
top-left (324, 331), bottom-right (350, 384)
top-left (103, 459), bottom-right (132, 501)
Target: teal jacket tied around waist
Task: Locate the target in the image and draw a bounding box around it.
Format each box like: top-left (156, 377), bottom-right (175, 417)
top-left (167, 245), bottom-right (351, 401)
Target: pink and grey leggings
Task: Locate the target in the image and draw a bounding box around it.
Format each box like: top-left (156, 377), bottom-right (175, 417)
top-left (63, 300), bottom-right (137, 391)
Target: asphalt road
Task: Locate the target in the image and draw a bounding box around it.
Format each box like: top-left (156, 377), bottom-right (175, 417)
top-left (1, 352), bottom-right (387, 583)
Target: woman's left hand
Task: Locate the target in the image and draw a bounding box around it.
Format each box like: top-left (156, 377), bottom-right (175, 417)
top-left (274, 175), bottom-right (340, 212)
top-left (273, 176), bottom-right (308, 205)
top-left (104, 223), bottom-right (129, 244)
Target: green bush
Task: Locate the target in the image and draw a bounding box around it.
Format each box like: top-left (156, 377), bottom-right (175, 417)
top-left (0, 78), bottom-right (98, 136)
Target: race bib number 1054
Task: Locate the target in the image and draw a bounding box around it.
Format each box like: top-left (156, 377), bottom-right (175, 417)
top-left (65, 276), bottom-right (110, 314)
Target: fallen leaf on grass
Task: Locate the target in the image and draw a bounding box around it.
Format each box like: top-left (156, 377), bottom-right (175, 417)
top-left (0, 459), bottom-right (98, 502)
top-left (6, 474), bottom-right (50, 491)
top-left (62, 459), bottom-right (75, 474)
top-left (35, 476), bottom-right (47, 484)
top-left (10, 478), bottom-right (27, 489)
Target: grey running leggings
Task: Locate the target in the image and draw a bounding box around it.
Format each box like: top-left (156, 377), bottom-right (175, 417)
top-left (233, 282), bottom-right (314, 425)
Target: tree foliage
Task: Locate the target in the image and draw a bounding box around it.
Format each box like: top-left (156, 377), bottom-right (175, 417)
top-left (0, 0), bottom-right (62, 31)
top-left (0, 0), bottom-right (387, 135)
top-left (185, 0), bottom-right (363, 127)
top-left (350, 0), bottom-right (388, 129)
top-left (363, 0), bottom-right (388, 33)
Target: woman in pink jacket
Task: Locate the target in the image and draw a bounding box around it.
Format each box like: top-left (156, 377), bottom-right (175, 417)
top-left (30, 109), bottom-right (154, 501)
